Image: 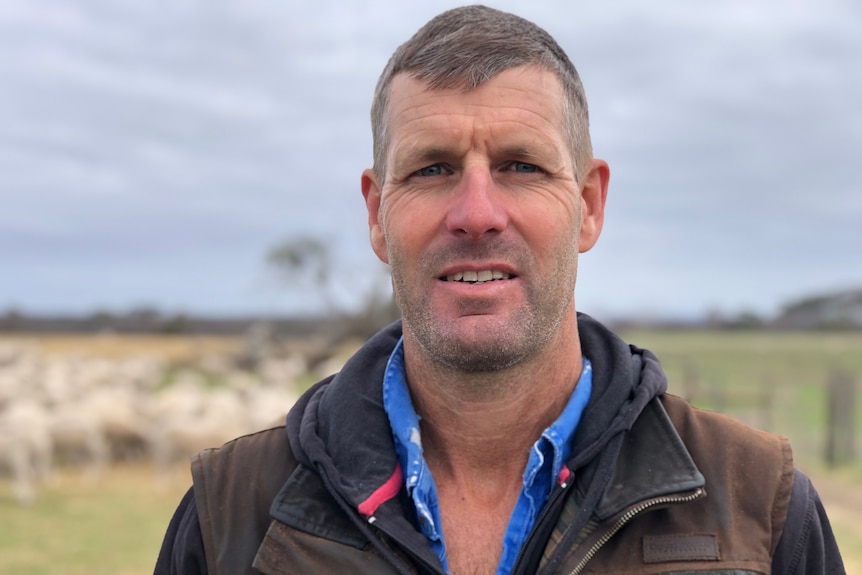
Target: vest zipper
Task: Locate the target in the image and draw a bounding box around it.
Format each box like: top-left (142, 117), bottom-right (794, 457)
top-left (565, 486), bottom-right (704, 575)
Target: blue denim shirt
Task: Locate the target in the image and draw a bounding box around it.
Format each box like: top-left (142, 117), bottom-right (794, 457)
top-left (382, 337), bottom-right (593, 575)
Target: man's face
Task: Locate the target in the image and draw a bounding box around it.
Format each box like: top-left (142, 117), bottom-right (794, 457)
top-left (362, 66), bottom-right (606, 372)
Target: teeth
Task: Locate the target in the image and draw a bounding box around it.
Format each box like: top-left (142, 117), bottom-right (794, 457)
top-left (445, 269), bottom-right (512, 283)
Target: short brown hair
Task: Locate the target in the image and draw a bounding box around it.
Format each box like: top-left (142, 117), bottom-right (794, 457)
top-left (371, 5), bottom-right (592, 182)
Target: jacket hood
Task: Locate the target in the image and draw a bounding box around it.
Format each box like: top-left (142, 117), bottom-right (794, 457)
top-left (570, 313), bottom-right (667, 468)
top-left (285, 313), bottom-right (668, 512)
top-left (286, 322), bottom-right (402, 509)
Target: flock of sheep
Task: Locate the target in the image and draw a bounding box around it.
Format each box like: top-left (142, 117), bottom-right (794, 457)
top-left (0, 338), bottom-right (321, 505)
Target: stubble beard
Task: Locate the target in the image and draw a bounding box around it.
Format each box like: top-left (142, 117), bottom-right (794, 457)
top-left (388, 237), bottom-right (579, 375)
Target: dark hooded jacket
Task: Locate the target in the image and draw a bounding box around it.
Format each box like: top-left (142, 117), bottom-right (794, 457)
top-left (155, 314), bottom-right (845, 574)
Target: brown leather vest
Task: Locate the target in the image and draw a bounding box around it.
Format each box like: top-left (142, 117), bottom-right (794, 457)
top-left (191, 394), bottom-right (793, 575)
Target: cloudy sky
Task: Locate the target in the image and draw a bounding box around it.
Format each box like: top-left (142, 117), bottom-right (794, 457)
top-left (2, 0), bottom-right (860, 321)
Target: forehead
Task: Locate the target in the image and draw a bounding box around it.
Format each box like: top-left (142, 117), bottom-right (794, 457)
top-left (385, 66), bottom-right (570, 165)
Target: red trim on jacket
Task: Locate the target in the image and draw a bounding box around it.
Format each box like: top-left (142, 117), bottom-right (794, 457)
top-left (358, 463), bottom-right (403, 517)
top-left (557, 465), bottom-right (571, 486)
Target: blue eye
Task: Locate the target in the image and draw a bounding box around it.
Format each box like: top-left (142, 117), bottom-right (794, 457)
top-left (513, 162), bottom-right (538, 173)
top-left (417, 164), bottom-right (445, 177)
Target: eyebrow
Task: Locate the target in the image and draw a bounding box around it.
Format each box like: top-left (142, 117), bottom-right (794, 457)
top-left (415, 147), bottom-right (457, 163)
top-left (391, 146), bottom-right (459, 175)
top-left (499, 144), bottom-right (542, 161)
top-left (391, 139), bottom-right (568, 177)
top-left (400, 143), bottom-right (557, 163)
top-left (498, 143), bottom-right (567, 170)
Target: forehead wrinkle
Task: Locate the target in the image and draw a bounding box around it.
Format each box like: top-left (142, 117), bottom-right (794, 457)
top-left (394, 145), bottom-right (458, 173)
top-left (386, 70), bottom-right (572, 174)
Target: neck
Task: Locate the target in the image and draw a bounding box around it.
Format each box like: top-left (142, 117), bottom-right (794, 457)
top-left (403, 315), bottom-right (583, 481)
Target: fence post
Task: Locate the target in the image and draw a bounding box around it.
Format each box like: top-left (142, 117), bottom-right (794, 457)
top-left (825, 368), bottom-right (856, 467)
top-left (681, 361), bottom-right (700, 402)
top-left (758, 376), bottom-right (775, 432)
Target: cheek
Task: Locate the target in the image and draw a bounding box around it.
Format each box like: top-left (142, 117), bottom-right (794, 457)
top-left (511, 184), bottom-right (579, 220)
top-left (511, 199), bottom-right (579, 250)
top-left (381, 195), bottom-right (445, 253)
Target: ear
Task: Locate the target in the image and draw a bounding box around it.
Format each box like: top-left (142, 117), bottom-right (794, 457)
top-left (578, 159), bottom-right (610, 253)
top-left (361, 169), bottom-right (389, 263)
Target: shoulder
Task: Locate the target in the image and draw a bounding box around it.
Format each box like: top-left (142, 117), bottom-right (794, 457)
top-left (660, 394), bottom-right (846, 573)
top-left (660, 392), bottom-right (791, 462)
top-left (660, 393), bottom-right (794, 553)
top-left (193, 424), bottom-right (295, 480)
top-left (155, 425), bottom-right (299, 575)
top-left (192, 425), bottom-right (298, 574)
top-left (771, 468), bottom-right (847, 574)
top-left (192, 423), bottom-right (297, 517)
top-left (659, 392), bottom-right (793, 489)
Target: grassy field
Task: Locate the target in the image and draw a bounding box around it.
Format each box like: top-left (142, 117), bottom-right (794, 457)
top-left (1, 330), bottom-right (861, 572)
top-left (0, 464), bottom-right (190, 575)
top-left (0, 332), bottom-right (242, 360)
top-left (618, 328), bottom-right (862, 470)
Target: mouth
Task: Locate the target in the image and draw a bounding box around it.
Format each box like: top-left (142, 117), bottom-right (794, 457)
top-left (439, 269), bottom-right (515, 285)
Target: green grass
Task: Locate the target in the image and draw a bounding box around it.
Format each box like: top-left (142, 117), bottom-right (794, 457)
top-left (619, 329), bottom-right (862, 469)
top-left (0, 464), bottom-right (189, 575)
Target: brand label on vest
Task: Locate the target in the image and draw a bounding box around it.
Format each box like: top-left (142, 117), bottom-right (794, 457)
top-left (642, 534), bottom-right (720, 563)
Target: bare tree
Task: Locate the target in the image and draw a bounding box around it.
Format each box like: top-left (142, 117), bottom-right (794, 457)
top-left (267, 236), bottom-right (337, 311)
top-left (266, 235), bottom-right (400, 340)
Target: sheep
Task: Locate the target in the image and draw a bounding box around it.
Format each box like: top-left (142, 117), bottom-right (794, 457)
top-left (76, 387), bottom-right (152, 461)
top-left (0, 399), bottom-right (53, 505)
top-left (0, 336), bottom-right (309, 492)
top-left (146, 385), bottom-right (251, 481)
top-left (47, 401), bottom-right (110, 481)
top-left (242, 384), bottom-right (299, 432)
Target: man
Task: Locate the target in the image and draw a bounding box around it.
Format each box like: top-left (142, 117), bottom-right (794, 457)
top-left (156, 6), bottom-right (845, 574)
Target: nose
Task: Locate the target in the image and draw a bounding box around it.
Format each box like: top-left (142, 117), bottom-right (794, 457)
top-left (445, 167), bottom-right (509, 239)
